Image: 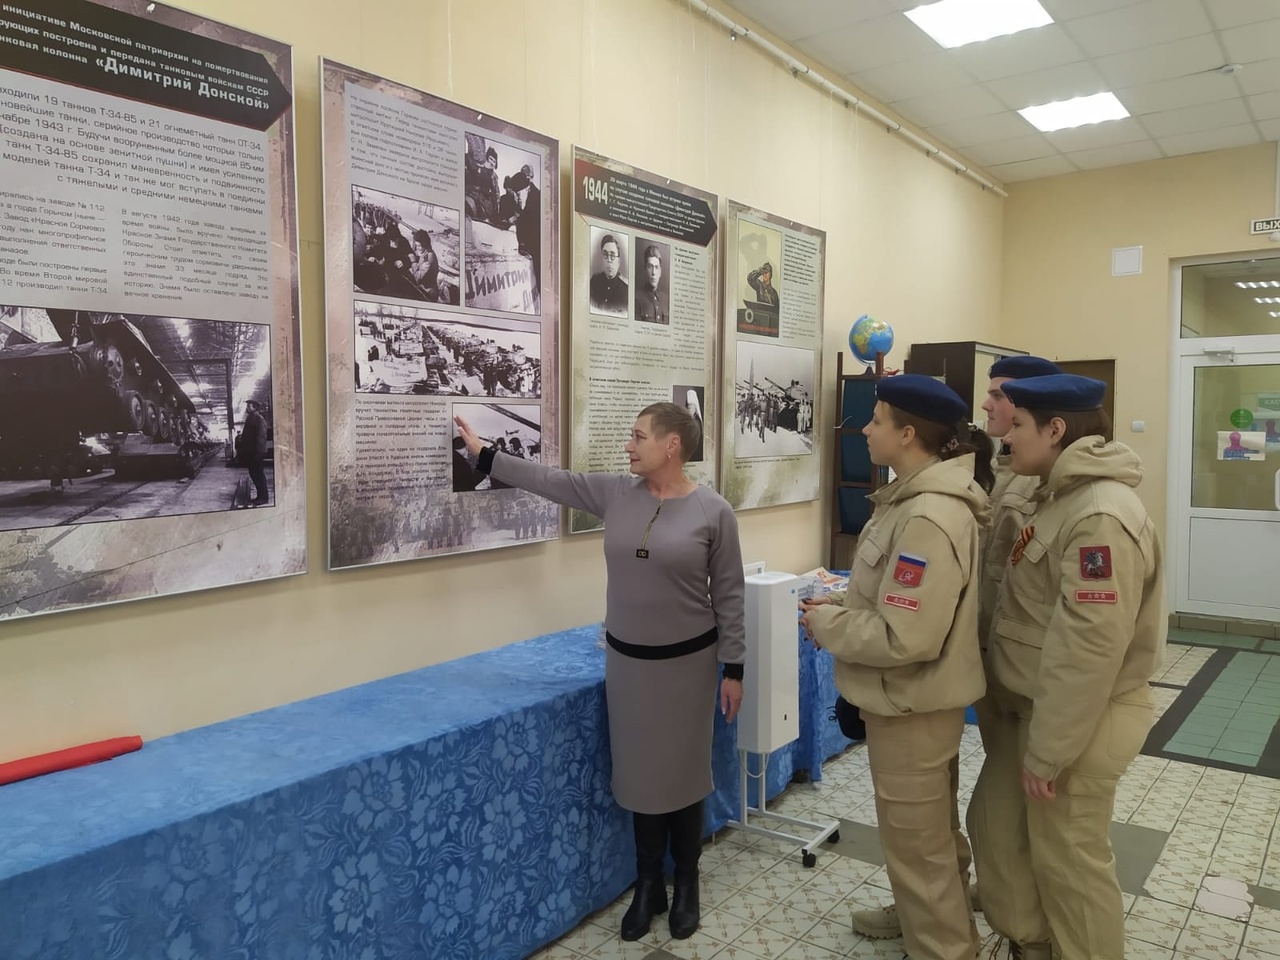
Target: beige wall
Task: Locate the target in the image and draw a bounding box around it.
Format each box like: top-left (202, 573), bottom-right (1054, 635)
top-left (0, 0), bottom-right (1004, 759)
top-left (1000, 142), bottom-right (1280, 534)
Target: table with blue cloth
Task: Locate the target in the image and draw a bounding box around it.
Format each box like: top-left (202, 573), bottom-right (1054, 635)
top-left (0, 623), bottom-right (853, 960)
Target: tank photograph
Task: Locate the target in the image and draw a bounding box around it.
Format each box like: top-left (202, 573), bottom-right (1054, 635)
top-left (353, 300), bottom-right (541, 398)
top-left (0, 306), bottom-right (275, 532)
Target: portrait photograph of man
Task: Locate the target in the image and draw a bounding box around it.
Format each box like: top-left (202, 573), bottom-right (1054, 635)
top-left (634, 239), bottom-right (670, 325)
top-left (588, 226), bottom-right (629, 318)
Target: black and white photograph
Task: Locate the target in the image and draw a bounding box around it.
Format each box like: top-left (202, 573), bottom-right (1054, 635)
top-left (634, 239), bottom-right (671, 325)
top-left (325, 62), bottom-right (561, 570)
top-left (463, 132), bottom-right (543, 316)
top-left (588, 225), bottom-right (630, 318)
top-left (672, 384), bottom-right (706, 463)
top-left (352, 185), bottom-right (461, 305)
top-left (733, 341), bottom-right (815, 459)
top-left (736, 220), bottom-right (783, 338)
top-left (451, 402), bottom-right (543, 493)
top-left (0, 306), bottom-right (276, 533)
top-left (354, 302), bottom-right (540, 398)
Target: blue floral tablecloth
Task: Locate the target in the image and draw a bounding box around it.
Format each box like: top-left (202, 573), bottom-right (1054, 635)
top-left (0, 624), bottom-right (851, 960)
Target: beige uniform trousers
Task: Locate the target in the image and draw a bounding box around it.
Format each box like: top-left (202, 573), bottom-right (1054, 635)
top-left (968, 689), bottom-right (1153, 960)
top-left (865, 708), bottom-right (977, 960)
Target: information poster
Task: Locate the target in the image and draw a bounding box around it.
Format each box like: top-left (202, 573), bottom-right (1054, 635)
top-left (0, 0), bottom-right (304, 621)
top-left (569, 146), bottom-right (718, 533)
top-left (720, 200), bottom-right (824, 510)
top-left (322, 60), bottom-right (559, 569)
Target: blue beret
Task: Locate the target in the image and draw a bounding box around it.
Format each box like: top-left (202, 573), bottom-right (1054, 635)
top-left (876, 373), bottom-right (968, 425)
top-left (989, 355), bottom-right (1061, 379)
top-left (1002, 374), bottom-right (1106, 412)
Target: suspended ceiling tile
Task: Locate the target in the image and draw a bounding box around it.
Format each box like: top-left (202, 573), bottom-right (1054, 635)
top-left (1140, 98), bottom-right (1253, 138)
top-left (1042, 116), bottom-right (1151, 152)
top-left (851, 52), bottom-right (977, 103)
top-left (794, 14), bottom-right (938, 75)
top-left (988, 154), bottom-right (1080, 182)
top-left (1118, 71), bottom-right (1245, 115)
top-left (960, 133), bottom-right (1060, 167)
top-left (1066, 138), bottom-right (1165, 169)
top-left (925, 111), bottom-right (1040, 147)
top-left (1094, 34), bottom-right (1227, 89)
top-left (892, 84), bottom-right (1009, 128)
top-left (1204, 0), bottom-right (1280, 30)
top-left (1038, 0), bottom-right (1148, 22)
top-left (1249, 91), bottom-right (1280, 121)
top-left (947, 24), bottom-right (1086, 83)
top-left (1220, 19), bottom-right (1280, 66)
top-left (1063, 0), bottom-right (1214, 59)
top-left (1156, 122), bottom-right (1263, 157)
top-left (985, 60), bottom-right (1112, 110)
top-left (1237, 58), bottom-right (1280, 96)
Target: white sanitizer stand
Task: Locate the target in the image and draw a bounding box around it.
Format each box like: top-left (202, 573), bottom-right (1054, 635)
top-left (729, 572), bottom-right (840, 867)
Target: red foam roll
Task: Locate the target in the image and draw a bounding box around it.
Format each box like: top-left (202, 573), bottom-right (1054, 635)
top-left (0, 736), bottom-right (143, 786)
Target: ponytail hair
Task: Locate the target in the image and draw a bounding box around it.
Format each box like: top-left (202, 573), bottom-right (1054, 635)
top-left (885, 406), bottom-right (996, 493)
top-left (947, 421), bottom-right (995, 494)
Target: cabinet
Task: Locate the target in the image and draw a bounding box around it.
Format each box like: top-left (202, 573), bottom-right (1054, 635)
top-left (903, 341), bottom-right (1026, 427)
top-left (829, 351), bottom-right (886, 569)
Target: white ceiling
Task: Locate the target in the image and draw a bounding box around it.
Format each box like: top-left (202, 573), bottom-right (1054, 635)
top-left (719, 0), bottom-right (1280, 183)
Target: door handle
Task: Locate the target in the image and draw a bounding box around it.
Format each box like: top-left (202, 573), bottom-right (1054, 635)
top-left (1275, 469), bottom-right (1280, 511)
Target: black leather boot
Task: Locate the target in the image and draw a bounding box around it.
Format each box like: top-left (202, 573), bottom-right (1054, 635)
top-left (620, 812), bottom-right (668, 941)
top-left (667, 799), bottom-right (704, 939)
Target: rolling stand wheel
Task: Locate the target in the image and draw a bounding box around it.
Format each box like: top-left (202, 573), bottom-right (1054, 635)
top-left (826, 831), bottom-right (840, 844)
top-left (802, 851), bottom-right (817, 868)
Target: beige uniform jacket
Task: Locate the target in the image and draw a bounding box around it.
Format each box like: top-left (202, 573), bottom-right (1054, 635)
top-left (990, 437), bottom-right (1166, 781)
top-left (808, 455), bottom-right (989, 718)
top-left (979, 454), bottom-right (1040, 648)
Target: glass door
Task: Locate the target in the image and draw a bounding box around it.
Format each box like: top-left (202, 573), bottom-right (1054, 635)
top-left (1175, 351), bottom-right (1280, 618)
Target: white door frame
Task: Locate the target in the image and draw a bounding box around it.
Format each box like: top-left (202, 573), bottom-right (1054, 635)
top-left (1168, 251), bottom-right (1280, 620)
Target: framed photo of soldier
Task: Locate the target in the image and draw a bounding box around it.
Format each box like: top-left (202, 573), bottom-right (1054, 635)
top-left (569, 147), bottom-right (720, 533)
top-left (588, 226), bottom-right (630, 319)
top-left (720, 200), bottom-right (825, 510)
top-left (635, 240), bottom-right (671, 326)
top-left (735, 220), bottom-right (783, 338)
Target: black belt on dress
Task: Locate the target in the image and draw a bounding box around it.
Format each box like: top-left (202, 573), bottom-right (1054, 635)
top-left (606, 626), bottom-right (718, 660)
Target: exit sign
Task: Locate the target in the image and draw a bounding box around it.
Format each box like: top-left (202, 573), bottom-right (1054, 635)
top-left (1251, 217), bottom-right (1280, 234)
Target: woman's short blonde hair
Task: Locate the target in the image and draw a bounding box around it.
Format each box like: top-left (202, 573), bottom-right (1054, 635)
top-left (639, 402), bottom-right (701, 463)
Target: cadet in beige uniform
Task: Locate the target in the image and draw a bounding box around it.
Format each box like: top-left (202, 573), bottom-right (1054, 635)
top-left (802, 375), bottom-right (993, 960)
top-left (965, 357), bottom-right (1061, 931)
top-left (843, 357), bottom-right (1064, 945)
top-left (969, 375), bottom-right (1165, 960)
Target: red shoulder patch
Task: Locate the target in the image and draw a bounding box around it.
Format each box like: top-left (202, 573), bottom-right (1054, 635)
top-left (892, 553), bottom-right (927, 587)
top-left (1076, 590), bottom-right (1117, 604)
top-left (884, 593), bottom-right (920, 612)
top-left (1079, 546), bottom-right (1112, 580)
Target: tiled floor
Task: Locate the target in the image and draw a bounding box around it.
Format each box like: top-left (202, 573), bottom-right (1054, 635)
top-left (1145, 633), bottom-right (1280, 778)
top-left (528, 643), bottom-right (1280, 960)
top-left (1162, 653), bottom-right (1280, 767)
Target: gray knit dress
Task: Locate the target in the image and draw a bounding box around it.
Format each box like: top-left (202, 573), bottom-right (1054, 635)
top-left (489, 453), bottom-right (746, 814)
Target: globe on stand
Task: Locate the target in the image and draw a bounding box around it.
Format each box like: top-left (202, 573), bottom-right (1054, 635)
top-left (849, 315), bottom-right (895, 373)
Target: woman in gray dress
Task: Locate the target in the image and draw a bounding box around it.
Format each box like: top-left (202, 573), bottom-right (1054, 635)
top-left (454, 402), bottom-right (745, 942)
